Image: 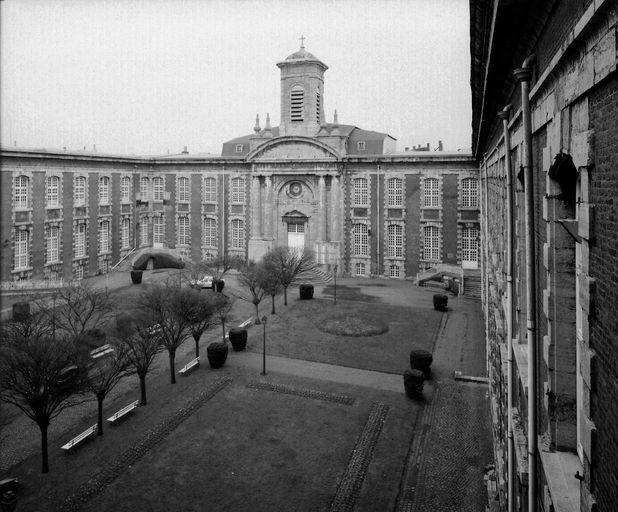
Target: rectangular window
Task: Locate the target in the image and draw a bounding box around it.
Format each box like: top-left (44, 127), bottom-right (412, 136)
top-left (75, 223), bottom-right (86, 257)
top-left (140, 217), bottom-right (149, 246)
top-left (203, 217), bottom-right (217, 246)
top-left (74, 176), bottom-right (86, 206)
top-left (75, 265), bottom-right (84, 280)
top-left (177, 177), bottom-right (190, 202)
top-left (204, 177), bottom-right (217, 203)
top-left (177, 216), bottom-right (190, 245)
top-left (99, 221), bottom-right (110, 253)
top-left (46, 176), bottom-right (60, 207)
top-left (423, 225), bottom-right (440, 260)
top-left (424, 178), bottom-right (439, 208)
top-left (153, 216), bottom-right (164, 244)
top-left (14, 230), bottom-right (29, 269)
top-left (387, 224), bottom-right (403, 257)
top-left (290, 87), bottom-right (304, 122)
top-left (153, 177), bottom-right (164, 201)
top-left (353, 178), bottom-right (368, 206)
top-left (121, 177), bottom-right (131, 203)
top-left (140, 177), bottom-right (149, 199)
top-left (231, 219), bottom-right (245, 249)
top-left (355, 262), bottom-right (366, 276)
top-left (389, 265), bottom-right (400, 278)
top-left (121, 219), bottom-right (130, 249)
top-left (46, 226), bottom-right (60, 262)
top-left (388, 178), bottom-right (403, 207)
top-left (353, 223), bottom-right (368, 256)
top-left (99, 177), bottom-right (110, 204)
top-left (15, 176), bottom-right (29, 209)
top-left (235, 144), bottom-right (244, 153)
top-left (357, 141), bottom-right (366, 151)
top-left (231, 178), bottom-right (245, 203)
top-left (462, 178), bottom-right (479, 208)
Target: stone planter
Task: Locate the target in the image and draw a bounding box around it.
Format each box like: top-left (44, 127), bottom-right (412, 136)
top-left (206, 342), bottom-right (228, 368)
top-left (404, 369), bottom-right (425, 399)
top-left (299, 284), bottom-right (314, 300)
top-left (212, 280), bottom-right (225, 292)
top-left (229, 328), bottom-right (248, 351)
top-left (410, 349), bottom-right (433, 379)
top-left (433, 293), bottom-right (448, 311)
top-left (130, 270), bottom-right (143, 284)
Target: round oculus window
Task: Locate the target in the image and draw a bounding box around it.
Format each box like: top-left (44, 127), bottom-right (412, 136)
top-left (288, 182), bottom-right (302, 197)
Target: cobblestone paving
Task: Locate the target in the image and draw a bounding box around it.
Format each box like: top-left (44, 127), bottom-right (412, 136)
top-left (328, 402), bottom-right (390, 512)
top-left (246, 381), bottom-right (355, 405)
top-left (58, 377), bottom-right (232, 512)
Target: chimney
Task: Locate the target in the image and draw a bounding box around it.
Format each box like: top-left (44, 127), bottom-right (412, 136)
top-left (182, 146), bottom-right (188, 154)
top-left (426, 143), bottom-right (430, 150)
top-left (93, 144), bottom-right (96, 152)
top-left (405, 147), bottom-right (409, 152)
top-left (438, 140), bottom-right (443, 151)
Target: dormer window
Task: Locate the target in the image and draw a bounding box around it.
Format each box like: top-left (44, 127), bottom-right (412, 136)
top-left (235, 144), bottom-right (244, 153)
top-left (290, 86), bottom-right (304, 122)
top-left (357, 141), bottom-right (366, 151)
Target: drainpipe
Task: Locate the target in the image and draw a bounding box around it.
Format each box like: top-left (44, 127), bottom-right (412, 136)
top-left (514, 55), bottom-right (537, 512)
top-left (481, 154), bottom-right (489, 375)
top-left (498, 104), bottom-right (515, 512)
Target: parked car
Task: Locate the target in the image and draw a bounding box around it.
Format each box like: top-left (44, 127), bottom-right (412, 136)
top-left (190, 275), bottom-right (223, 289)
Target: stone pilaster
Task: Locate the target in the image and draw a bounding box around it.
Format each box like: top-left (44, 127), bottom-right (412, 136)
top-left (263, 175), bottom-right (273, 239)
top-left (318, 174), bottom-right (326, 241)
top-left (251, 175), bottom-right (261, 238)
top-left (330, 175), bottom-right (340, 242)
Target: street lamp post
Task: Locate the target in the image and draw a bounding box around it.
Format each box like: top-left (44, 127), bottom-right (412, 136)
top-left (261, 315), bottom-right (267, 375)
top-left (333, 264), bottom-right (338, 305)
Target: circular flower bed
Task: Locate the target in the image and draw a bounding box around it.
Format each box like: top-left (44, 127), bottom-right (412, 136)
top-left (318, 312), bottom-right (388, 337)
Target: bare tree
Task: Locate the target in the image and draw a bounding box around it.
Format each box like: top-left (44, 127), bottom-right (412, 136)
top-left (203, 254), bottom-right (244, 291)
top-left (234, 262), bottom-right (269, 323)
top-left (138, 284), bottom-right (195, 384)
top-left (185, 289), bottom-right (225, 358)
top-left (85, 347), bottom-right (131, 436)
top-left (215, 293), bottom-right (234, 342)
top-left (260, 259), bottom-right (283, 314)
top-left (0, 314), bottom-right (89, 474)
top-left (113, 315), bottom-right (164, 406)
top-left (263, 247), bottom-right (315, 305)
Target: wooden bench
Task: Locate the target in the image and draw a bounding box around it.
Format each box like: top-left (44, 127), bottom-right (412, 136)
top-left (179, 357), bottom-right (200, 376)
top-left (90, 343), bottom-right (114, 359)
top-left (61, 424), bottom-right (97, 452)
top-left (237, 317), bottom-right (254, 329)
top-left (107, 400), bottom-right (139, 425)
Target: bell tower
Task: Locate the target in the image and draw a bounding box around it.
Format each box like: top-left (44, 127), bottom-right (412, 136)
top-left (277, 37), bottom-right (328, 137)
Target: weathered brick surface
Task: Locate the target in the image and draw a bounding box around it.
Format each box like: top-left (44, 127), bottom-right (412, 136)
top-left (588, 73), bottom-right (618, 511)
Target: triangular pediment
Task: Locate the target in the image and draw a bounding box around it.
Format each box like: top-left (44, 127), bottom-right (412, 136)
top-left (247, 137), bottom-right (340, 161)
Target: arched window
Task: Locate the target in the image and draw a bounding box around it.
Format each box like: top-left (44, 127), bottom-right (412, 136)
top-left (46, 176), bottom-right (60, 207)
top-left (353, 178), bottom-right (368, 206)
top-left (355, 262), bottom-right (366, 276)
top-left (423, 178), bottom-right (439, 208)
top-left (74, 176), bottom-right (86, 206)
top-left (177, 216), bottom-right (190, 245)
top-left (231, 219), bottom-right (245, 249)
top-left (99, 176), bottom-right (110, 204)
top-left (14, 230), bottom-right (29, 270)
top-left (387, 178), bottom-right (403, 207)
top-left (387, 224), bottom-right (403, 257)
top-left (46, 225), bottom-right (60, 262)
top-left (120, 177), bottom-right (131, 203)
top-left (75, 223), bottom-right (87, 257)
top-left (153, 177), bottom-right (164, 201)
top-left (423, 225), bottom-right (440, 261)
top-left (121, 219), bottom-right (131, 249)
top-left (204, 177), bottom-right (217, 203)
top-left (231, 178), bottom-right (245, 204)
top-left (14, 176), bottom-right (30, 209)
top-left (352, 223), bottom-right (368, 256)
top-left (203, 217), bottom-right (217, 247)
top-left (99, 220), bottom-right (110, 252)
top-left (177, 177), bottom-right (190, 202)
top-left (461, 178), bottom-right (479, 208)
top-left (290, 85), bottom-right (304, 122)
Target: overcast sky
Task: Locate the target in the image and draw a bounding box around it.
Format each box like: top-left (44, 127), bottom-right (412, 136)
top-left (1, 0), bottom-right (471, 156)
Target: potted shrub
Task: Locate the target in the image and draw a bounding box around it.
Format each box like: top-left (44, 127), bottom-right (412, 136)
top-left (207, 341), bottom-right (228, 368)
top-left (409, 349), bottom-right (433, 379)
top-left (229, 327), bottom-right (248, 351)
top-left (131, 269), bottom-right (143, 284)
top-left (404, 369), bottom-right (424, 399)
top-left (12, 301), bottom-right (30, 321)
top-left (433, 293), bottom-right (448, 311)
top-left (299, 284), bottom-right (314, 300)
top-left (212, 279), bottom-right (225, 292)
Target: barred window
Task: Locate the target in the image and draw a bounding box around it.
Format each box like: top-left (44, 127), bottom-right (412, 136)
top-left (423, 225), bottom-right (440, 261)
top-left (387, 224), bottom-right (403, 257)
top-left (140, 177), bottom-right (149, 198)
top-left (204, 177), bottom-right (217, 203)
top-left (74, 176), bottom-right (86, 206)
top-left (177, 216), bottom-right (190, 245)
top-left (75, 223), bottom-right (86, 257)
top-left (99, 220), bottom-right (110, 253)
top-left (140, 217), bottom-right (149, 246)
top-left (177, 177), bottom-right (190, 202)
top-left (99, 176), bottom-right (110, 204)
top-left (389, 265), bottom-right (400, 278)
top-left (461, 178), bottom-right (479, 208)
top-left (387, 178), bottom-right (403, 207)
top-left (231, 178), bottom-right (245, 204)
top-left (352, 223), bottom-right (368, 256)
top-left (423, 178), bottom-right (439, 208)
top-left (120, 177), bottom-right (131, 203)
top-left (14, 230), bottom-right (29, 270)
top-left (46, 176), bottom-right (60, 207)
top-left (153, 216), bottom-right (164, 244)
top-left (153, 177), bottom-right (164, 201)
top-left (353, 178), bottom-right (368, 206)
top-left (203, 217), bottom-right (217, 246)
top-left (355, 262), bottom-right (366, 276)
top-left (231, 219), bottom-right (245, 249)
top-left (121, 219), bottom-right (130, 249)
top-left (46, 225), bottom-right (60, 262)
top-left (14, 176), bottom-right (30, 209)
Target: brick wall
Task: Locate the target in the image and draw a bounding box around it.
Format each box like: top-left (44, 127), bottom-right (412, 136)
top-left (588, 73), bottom-right (618, 510)
top-left (442, 174), bottom-right (458, 264)
top-left (405, 174), bottom-right (420, 274)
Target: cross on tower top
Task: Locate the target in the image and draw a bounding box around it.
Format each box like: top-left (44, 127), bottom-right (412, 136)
top-left (299, 35), bottom-right (305, 49)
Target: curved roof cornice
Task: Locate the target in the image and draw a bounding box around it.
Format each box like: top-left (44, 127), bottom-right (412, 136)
top-left (245, 136), bottom-right (342, 161)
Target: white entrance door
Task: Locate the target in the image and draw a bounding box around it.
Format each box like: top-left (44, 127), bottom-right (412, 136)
top-left (287, 222), bottom-right (305, 252)
top-left (462, 226), bottom-right (479, 269)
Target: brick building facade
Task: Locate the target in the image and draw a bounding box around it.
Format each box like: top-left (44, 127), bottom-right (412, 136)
top-left (1, 45), bottom-right (479, 285)
top-left (470, 0), bottom-right (617, 510)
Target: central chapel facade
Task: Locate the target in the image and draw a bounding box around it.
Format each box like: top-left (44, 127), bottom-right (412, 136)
top-left (0, 45), bottom-right (479, 283)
